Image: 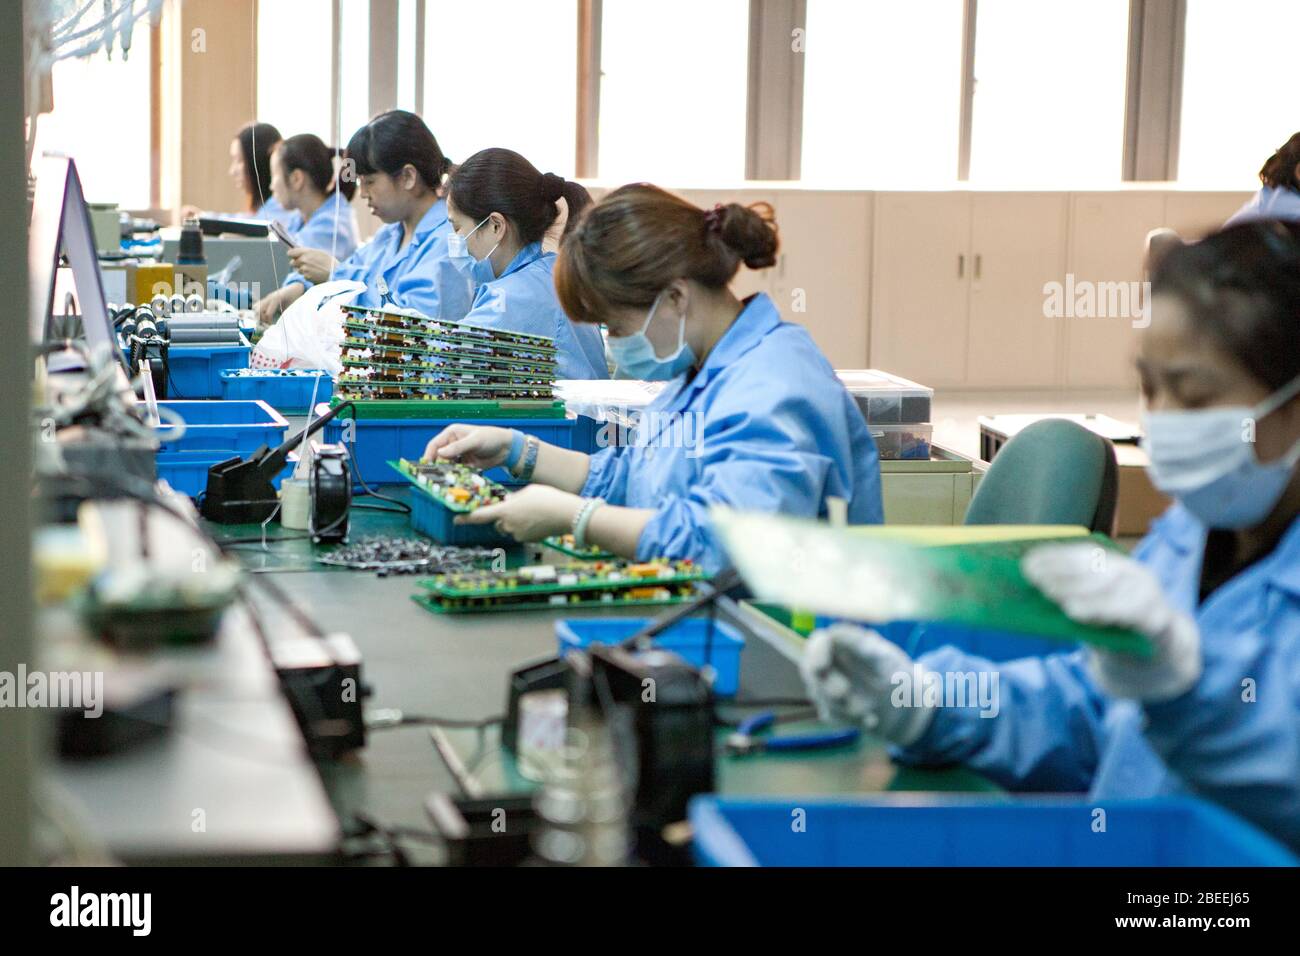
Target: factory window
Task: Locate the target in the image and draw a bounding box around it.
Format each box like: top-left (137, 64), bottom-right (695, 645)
top-left (423, 0), bottom-right (579, 178)
top-left (257, 0), bottom-right (335, 145)
top-left (32, 27), bottom-right (153, 210)
top-left (598, 0), bottom-right (748, 185)
top-left (801, 0), bottom-right (965, 186)
top-left (337, 0), bottom-right (372, 143)
top-left (967, 0), bottom-right (1129, 185)
top-left (397, 0), bottom-right (420, 113)
top-left (1178, 0), bottom-right (1300, 186)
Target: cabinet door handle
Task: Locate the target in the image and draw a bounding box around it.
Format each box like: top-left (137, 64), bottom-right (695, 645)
top-left (975, 254), bottom-right (982, 280)
top-left (958, 254), bottom-right (965, 278)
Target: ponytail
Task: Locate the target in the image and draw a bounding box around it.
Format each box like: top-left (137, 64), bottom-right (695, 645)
top-left (447, 147), bottom-right (592, 245)
top-left (1260, 131), bottom-right (1300, 191)
top-left (277, 133), bottom-right (357, 201)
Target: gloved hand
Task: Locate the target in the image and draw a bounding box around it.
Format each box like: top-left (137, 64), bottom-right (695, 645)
top-left (799, 623), bottom-right (936, 746)
top-left (1022, 542), bottom-right (1202, 702)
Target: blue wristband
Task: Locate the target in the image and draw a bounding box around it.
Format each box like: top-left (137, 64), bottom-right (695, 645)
top-left (504, 429), bottom-right (526, 470)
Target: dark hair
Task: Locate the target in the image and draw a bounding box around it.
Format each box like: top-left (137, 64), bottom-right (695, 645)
top-left (276, 133), bottom-right (357, 201)
top-left (345, 110), bottom-right (451, 190)
top-left (1152, 219), bottom-right (1300, 390)
top-left (1259, 132), bottom-right (1300, 191)
top-left (237, 122), bottom-right (282, 211)
top-left (554, 183), bottom-right (779, 325)
top-left (446, 148), bottom-right (591, 246)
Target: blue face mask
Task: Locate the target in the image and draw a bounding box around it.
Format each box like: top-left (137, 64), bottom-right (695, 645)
top-left (1142, 372), bottom-right (1300, 529)
top-left (606, 290), bottom-right (697, 381)
top-left (447, 215), bottom-right (500, 286)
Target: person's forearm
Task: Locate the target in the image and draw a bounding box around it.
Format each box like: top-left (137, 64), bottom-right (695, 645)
top-left (528, 441), bottom-right (591, 494)
top-left (583, 504), bottom-right (654, 560)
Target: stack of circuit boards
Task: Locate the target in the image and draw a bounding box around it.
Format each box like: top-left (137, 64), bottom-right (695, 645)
top-left (413, 557), bottom-right (709, 614)
top-left (337, 304), bottom-right (558, 403)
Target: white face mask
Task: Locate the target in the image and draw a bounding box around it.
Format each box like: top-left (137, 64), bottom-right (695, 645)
top-left (1142, 372), bottom-right (1300, 529)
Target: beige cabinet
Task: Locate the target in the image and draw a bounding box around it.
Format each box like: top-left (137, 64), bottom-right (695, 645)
top-left (869, 193), bottom-right (972, 386)
top-left (1163, 191), bottom-right (1253, 238)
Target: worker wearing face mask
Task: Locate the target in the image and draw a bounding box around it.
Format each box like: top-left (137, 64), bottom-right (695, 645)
top-left (420, 184), bottom-right (884, 571)
top-left (443, 148), bottom-right (608, 380)
top-left (802, 220), bottom-right (1300, 851)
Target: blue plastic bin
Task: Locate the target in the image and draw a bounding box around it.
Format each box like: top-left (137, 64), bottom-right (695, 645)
top-left (150, 400), bottom-right (288, 455)
top-left (165, 343), bottom-right (251, 399)
top-left (408, 486), bottom-right (513, 548)
top-left (689, 796), bottom-right (1298, 867)
top-left (156, 450), bottom-right (294, 498)
top-left (220, 369), bottom-right (333, 413)
top-left (569, 414), bottom-right (634, 454)
top-left (556, 617), bottom-right (745, 697)
top-left (324, 416), bottom-right (577, 487)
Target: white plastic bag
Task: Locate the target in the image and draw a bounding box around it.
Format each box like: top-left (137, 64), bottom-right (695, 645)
top-left (251, 280), bottom-right (365, 374)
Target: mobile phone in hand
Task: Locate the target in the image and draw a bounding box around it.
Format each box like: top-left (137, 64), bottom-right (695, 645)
top-left (269, 220), bottom-right (300, 249)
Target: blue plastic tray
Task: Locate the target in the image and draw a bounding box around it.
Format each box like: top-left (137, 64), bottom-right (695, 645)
top-left (689, 796), bottom-right (1298, 867)
top-left (165, 343), bottom-right (251, 399)
top-left (324, 416), bottom-right (577, 487)
top-left (156, 450), bottom-right (294, 498)
top-left (220, 369), bottom-right (333, 413)
top-left (556, 617), bottom-right (744, 697)
top-left (149, 400), bottom-right (288, 455)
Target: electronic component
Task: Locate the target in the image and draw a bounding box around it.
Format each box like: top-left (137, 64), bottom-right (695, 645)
top-left (542, 534), bottom-right (615, 560)
top-left (316, 536), bottom-right (498, 575)
top-left (392, 458), bottom-right (507, 512)
top-left (413, 558), bottom-right (708, 614)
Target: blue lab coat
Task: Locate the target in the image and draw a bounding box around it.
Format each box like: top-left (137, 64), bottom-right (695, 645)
top-left (580, 292), bottom-right (885, 572)
top-left (283, 189), bottom-right (360, 279)
top-left (461, 242), bottom-right (608, 381)
top-left (286, 197), bottom-right (472, 320)
top-left (894, 504), bottom-right (1300, 850)
top-left (1224, 185), bottom-right (1300, 227)
top-left (254, 195), bottom-right (295, 229)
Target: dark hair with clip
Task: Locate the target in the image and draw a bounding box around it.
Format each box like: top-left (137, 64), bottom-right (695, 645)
top-left (446, 147), bottom-right (592, 245)
top-left (1259, 132), bottom-right (1300, 192)
top-left (236, 122), bottom-right (282, 211)
top-left (276, 133), bottom-right (357, 201)
top-left (345, 110), bottom-right (452, 191)
top-left (1152, 219), bottom-right (1300, 390)
top-left (554, 183), bottom-right (779, 325)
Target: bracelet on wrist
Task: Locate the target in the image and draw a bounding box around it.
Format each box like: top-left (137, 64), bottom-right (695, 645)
top-left (573, 497), bottom-right (605, 551)
top-left (503, 429), bottom-right (526, 471)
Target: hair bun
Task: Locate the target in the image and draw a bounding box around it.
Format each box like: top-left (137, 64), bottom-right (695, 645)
top-left (714, 201), bottom-right (779, 270)
top-left (541, 172), bottom-right (566, 203)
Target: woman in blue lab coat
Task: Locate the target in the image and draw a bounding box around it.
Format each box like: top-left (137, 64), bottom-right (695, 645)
top-left (1224, 132), bottom-right (1300, 226)
top-left (421, 184), bottom-right (885, 572)
top-left (251, 134), bottom-right (360, 324)
top-left (443, 147), bottom-right (608, 380)
top-left (802, 219), bottom-right (1300, 850)
top-left (232, 122), bottom-right (292, 226)
top-left (275, 110), bottom-right (471, 320)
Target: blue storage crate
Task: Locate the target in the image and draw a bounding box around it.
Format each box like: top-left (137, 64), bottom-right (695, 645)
top-left (556, 617), bottom-right (744, 697)
top-left (220, 369), bottom-right (333, 413)
top-left (156, 450), bottom-right (294, 498)
top-left (407, 487), bottom-right (511, 547)
top-left (569, 414), bottom-right (634, 454)
top-left (165, 343), bottom-right (251, 399)
top-left (689, 796), bottom-right (1298, 867)
top-left (149, 400), bottom-right (288, 455)
top-left (324, 416), bottom-right (577, 487)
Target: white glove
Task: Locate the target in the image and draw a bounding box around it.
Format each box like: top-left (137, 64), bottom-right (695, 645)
top-left (799, 623), bottom-right (936, 746)
top-left (1022, 542), bottom-right (1202, 703)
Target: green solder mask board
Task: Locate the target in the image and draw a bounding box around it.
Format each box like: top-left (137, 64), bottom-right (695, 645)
top-left (340, 305), bottom-right (559, 357)
top-left (389, 459), bottom-right (507, 512)
top-left (542, 535), bottom-right (616, 560)
top-left (413, 558), bottom-right (709, 614)
top-left (712, 509), bottom-right (1154, 657)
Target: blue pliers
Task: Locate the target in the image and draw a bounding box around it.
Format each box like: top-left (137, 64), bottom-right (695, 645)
top-left (724, 711), bottom-right (861, 756)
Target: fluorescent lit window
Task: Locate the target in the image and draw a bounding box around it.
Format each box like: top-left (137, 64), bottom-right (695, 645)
top-left (32, 29), bottom-right (153, 209)
top-left (968, 0), bottom-right (1129, 186)
top-left (802, 0), bottom-right (964, 186)
top-left (397, 0), bottom-right (419, 112)
top-left (599, 0), bottom-right (748, 185)
top-left (424, 0), bottom-right (578, 177)
top-left (257, 0), bottom-right (334, 143)
top-left (338, 0), bottom-right (372, 143)
top-left (1179, 0), bottom-right (1300, 186)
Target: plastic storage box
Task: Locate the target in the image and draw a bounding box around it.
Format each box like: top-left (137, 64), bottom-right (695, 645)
top-left (405, 481), bottom-right (513, 548)
top-left (836, 369), bottom-right (934, 424)
top-left (867, 422), bottom-right (932, 460)
top-left (689, 796), bottom-right (1298, 867)
top-left (165, 342), bottom-right (252, 399)
top-left (555, 617), bottom-right (745, 696)
top-left (324, 415), bottom-right (577, 487)
top-left (220, 368), bottom-right (332, 413)
top-left (147, 400), bottom-right (290, 498)
top-left (155, 449), bottom-right (293, 498)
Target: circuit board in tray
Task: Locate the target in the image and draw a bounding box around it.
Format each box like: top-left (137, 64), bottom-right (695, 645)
top-left (389, 458), bottom-right (508, 512)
